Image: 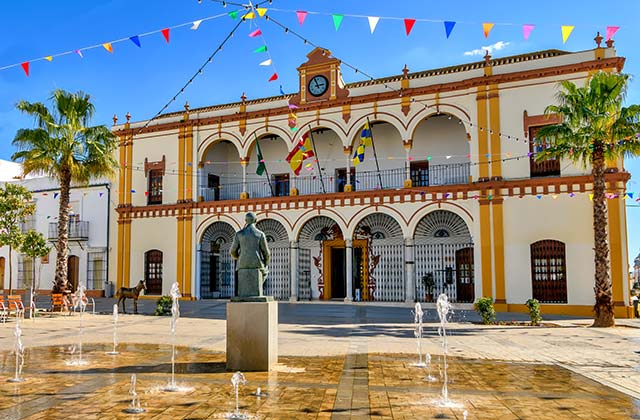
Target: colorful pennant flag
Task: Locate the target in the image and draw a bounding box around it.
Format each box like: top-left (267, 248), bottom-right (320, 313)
top-left (368, 16), bottom-right (379, 34)
top-left (243, 12), bottom-right (256, 19)
top-left (129, 35), bottom-right (141, 47)
top-left (102, 43), bottom-right (113, 53)
top-left (75, 50), bottom-right (83, 58)
top-left (21, 62), bottom-right (29, 76)
top-left (404, 18), bottom-right (416, 36)
top-left (161, 28), bottom-right (170, 43)
top-left (286, 132), bottom-right (315, 175)
top-left (256, 139), bottom-right (266, 176)
top-left (332, 14), bottom-right (344, 31)
top-left (44, 56), bottom-right (53, 62)
top-left (561, 25), bottom-right (574, 43)
top-left (54, 192), bottom-right (59, 199)
top-left (249, 29), bottom-right (262, 37)
top-left (254, 45), bottom-right (267, 53)
top-left (280, 85), bottom-right (285, 95)
top-left (191, 20), bottom-right (203, 30)
top-left (256, 8), bottom-right (268, 18)
top-left (259, 59), bottom-right (272, 66)
top-left (99, 192), bottom-right (104, 197)
top-left (229, 10), bottom-right (239, 20)
top-left (606, 25), bottom-right (619, 41)
top-left (296, 10), bottom-right (307, 25)
top-left (627, 192), bottom-right (634, 199)
top-left (444, 21), bottom-right (456, 38)
top-left (522, 24), bottom-right (535, 40)
top-left (482, 22), bottom-right (494, 38)
top-left (268, 72), bottom-right (278, 82)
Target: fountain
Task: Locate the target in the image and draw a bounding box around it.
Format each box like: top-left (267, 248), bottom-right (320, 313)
top-left (224, 371), bottom-right (251, 420)
top-left (250, 386), bottom-right (268, 397)
top-left (123, 374), bottom-right (145, 414)
top-left (433, 293), bottom-right (462, 408)
top-left (161, 282), bottom-right (192, 392)
top-left (411, 302), bottom-right (427, 367)
top-left (424, 352), bottom-right (437, 382)
top-left (65, 286), bottom-right (89, 366)
top-left (106, 304), bottom-right (119, 355)
top-left (7, 319), bottom-right (25, 383)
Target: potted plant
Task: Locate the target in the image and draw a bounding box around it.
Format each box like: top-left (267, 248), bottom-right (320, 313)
top-left (422, 273), bottom-right (435, 302)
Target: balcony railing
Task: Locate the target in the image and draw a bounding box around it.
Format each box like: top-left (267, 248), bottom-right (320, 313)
top-left (200, 163), bottom-right (470, 202)
top-left (48, 221), bottom-right (89, 241)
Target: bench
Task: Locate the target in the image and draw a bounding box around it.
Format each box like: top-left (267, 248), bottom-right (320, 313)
top-left (51, 293), bottom-right (70, 314)
top-left (0, 297), bottom-right (6, 323)
top-left (7, 295), bottom-right (25, 319)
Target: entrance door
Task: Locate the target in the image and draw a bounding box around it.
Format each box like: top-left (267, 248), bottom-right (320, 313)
top-left (455, 247), bottom-right (474, 303)
top-left (68, 256), bottom-right (79, 291)
top-left (330, 248), bottom-right (346, 299)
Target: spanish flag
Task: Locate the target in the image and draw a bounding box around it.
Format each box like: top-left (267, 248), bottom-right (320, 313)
top-left (286, 132), bottom-right (315, 175)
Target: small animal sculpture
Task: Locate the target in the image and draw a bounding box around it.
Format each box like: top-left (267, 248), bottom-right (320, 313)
top-left (116, 280), bottom-right (146, 314)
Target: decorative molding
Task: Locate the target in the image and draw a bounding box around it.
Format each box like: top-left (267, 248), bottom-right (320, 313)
top-left (523, 110), bottom-right (562, 137)
top-left (144, 155), bottom-right (165, 177)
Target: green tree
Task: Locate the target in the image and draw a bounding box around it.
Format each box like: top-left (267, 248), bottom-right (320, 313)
top-left (0, 184), bottom-right (35, 294)
top-left (20, 230), bottom-right (51, 291)
top-left (12, 89), bottom-right (118, 293)
top-left (536, 71), bottom-right (640, 327)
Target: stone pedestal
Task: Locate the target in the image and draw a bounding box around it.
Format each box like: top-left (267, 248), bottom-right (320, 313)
top-left (226, 300), bottom-right (278, 371)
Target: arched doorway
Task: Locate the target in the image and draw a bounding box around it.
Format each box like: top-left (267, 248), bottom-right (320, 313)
top-left (199, 222), bottom-right (236, 298)
top-left (414, 210), bottom-right (474, 303)
top-left (256, 219), bottom-right (290, 300)
top-left (200, 140), bottom-right (242, 201)
top-left (298, 216), bottom-right (344, 300)
top-left (68, 255), bottom-right (80, 292)
top-left (354, 213), bottom-right (404, 301)
top-left (144, 250), bottom-right (163, 295)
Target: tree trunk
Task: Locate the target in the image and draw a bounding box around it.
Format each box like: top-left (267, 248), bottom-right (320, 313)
top-left (591, 144), bottom-right (615, 327)
top-left (8, 245), bottom-right (12, 294)
top-left (53, 169), bottom-right (72, 293)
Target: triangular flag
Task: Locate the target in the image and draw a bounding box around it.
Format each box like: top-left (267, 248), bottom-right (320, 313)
top-left (102, 43), bottom-right (113, 53)
top-left (75, 50), bottom-right (83, 58)
top-left (161, 28), bottom-right (170, 43)
top-left (21, 62), bottom-right (29, 76)
top-left (54, 192), bottom-right (59, 199)
top-left (627, 192), bottom-right (634, 199)
top-left (482, 23), bottom-right (494, 38)
top-left (129, 35), bottom-right (141, 47)
top-left (404, 18), bottom-right (416, 36)
top-left (522, 24), bottom-right (535, 40)
top-left (606, 26), bottom-right (619, 41)
top-left (444, 21), bottom-right (456, 38)
top-left (561, 25), bottom-right (574, 43)
top-left (249, 29), bottom-right (262, 37)
top-left (589, 193), bottom-right (594, 201)
top-left (280, 85), bottom-right (285, 95)
top-left (256, 8), bottom-right (267, 18)
top-left (243, 11), bottom-right (255, 19)
top-left (253, 45), bottom-right (267, 53)
top-left (332, 14), bottom-right (344, 31)
top-left (44, 56), bottom-right (53, 62)
top-left (259, 59), bottom-right (272, 66)
top-left (191, 20), bottom-right (202, 30)
top-left (99, 192), bottom-right (104, 197)
top-left (229, 10), bottom-right (238, 20)
top-left (296, 10), bottom-right (307, 26)
top-left (268, 73), bottom-right (278, 82)
top-left (368, 16), bottom-right (379, 34)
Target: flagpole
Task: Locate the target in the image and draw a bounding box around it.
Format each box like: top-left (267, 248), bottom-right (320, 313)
top-left (308, 130), bottom-right (327, 194)
top-left (366, 117), bottom-right (384, 189)
top-left (255, 135), bottom-right (275, 197)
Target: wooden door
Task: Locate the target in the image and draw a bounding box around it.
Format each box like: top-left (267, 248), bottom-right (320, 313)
top-left (144, 250), bottom-right (163, 295)
top-left (455, 247), bottom-right (474, 303)
top-left (0, 257), bottom-right (4, 290)
top-left (68, 256), bottom-right (79, 291)
top-left (330, 248), bottom-right (346, 299)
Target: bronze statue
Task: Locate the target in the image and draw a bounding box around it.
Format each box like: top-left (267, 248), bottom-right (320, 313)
top-left (230, 212), bottom-right (271, 299)
top-left (116, 280), bottom-right (146, 314)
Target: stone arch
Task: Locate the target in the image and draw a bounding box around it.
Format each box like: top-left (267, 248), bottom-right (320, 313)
top-left (244, 125), bottom-right (294, 155)
top-left (346, 205), bottom-right (410, 239)
top-left (413, 209), bottom-right (472, 244)
top-left (200, 221), bottom-right (236, 248)
top-left (353, 213), bottom-right (403, 240)
top-left (293, 119), bottom-right (348, 148)
top-left (198, 132), bottom-right (243, 163)
top-left (297, 215), bottom-right (344, 244)
top-left (196, 215), bottom-right (241, 242)
top-left (255, 211), bottom-right (294, 241)
top-left (346, 113), bottom-right (407, 148)
top-left (408, 203), bottom-right (474, 243)
top-left (199, 221), bottom-right (237, 299)
top-left (406, 104), bottom-right (472, 140)
top-left (293, 210), bottom-right (348, 243)
top-left (256, 218), bottom-right (289, 247)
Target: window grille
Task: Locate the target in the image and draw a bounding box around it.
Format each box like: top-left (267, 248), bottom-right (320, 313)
top-left (144, 250), bottom-right (163, 295)
top-left (530, 240), bottom-right (567, 303)
top-left (148, 169), bottom-right (163, 205)
top-left (87, 251), bottom-right (107, 290)
top-left (529, 126), bottom-right (561, 177)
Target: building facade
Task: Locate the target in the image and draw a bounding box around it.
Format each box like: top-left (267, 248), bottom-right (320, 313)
top-left (111, 43), bottom-right (633, 317)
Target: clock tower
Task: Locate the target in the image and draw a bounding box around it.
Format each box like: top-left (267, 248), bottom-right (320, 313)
top-left (289, 47), bottom-right (350, 106)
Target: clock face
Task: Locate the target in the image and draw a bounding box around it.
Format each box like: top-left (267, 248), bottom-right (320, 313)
top-left (308, 75), bottom-right (328, 97)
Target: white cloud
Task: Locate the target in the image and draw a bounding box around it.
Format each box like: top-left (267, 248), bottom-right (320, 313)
top-left (464, 41), bottom-right (510, 57)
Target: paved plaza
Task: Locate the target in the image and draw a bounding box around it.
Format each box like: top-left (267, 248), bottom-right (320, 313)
top-left (0, 300), bottom-right (639, 419)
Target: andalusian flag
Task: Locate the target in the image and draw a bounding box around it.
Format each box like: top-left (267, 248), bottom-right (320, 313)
top-left (256, 138), bottom-right (266, 175)
top-left (286, 132), bottom-right (315, 175)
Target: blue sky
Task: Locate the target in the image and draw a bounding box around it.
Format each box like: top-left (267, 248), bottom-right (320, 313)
top-left (1, 0), bottom-right (638, 261)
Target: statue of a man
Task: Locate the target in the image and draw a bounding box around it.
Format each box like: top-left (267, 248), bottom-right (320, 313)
top-left (230, 212), bottom-right (271, 298)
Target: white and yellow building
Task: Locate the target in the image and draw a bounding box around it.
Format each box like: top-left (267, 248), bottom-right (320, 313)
top-left (110, 41), bottom-right (634, 317)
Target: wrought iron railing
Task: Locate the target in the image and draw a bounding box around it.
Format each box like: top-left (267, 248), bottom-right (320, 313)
top-left (48, 221), bottom-right (89, 241)
top-left (200, 163), bottom-right (470, 202)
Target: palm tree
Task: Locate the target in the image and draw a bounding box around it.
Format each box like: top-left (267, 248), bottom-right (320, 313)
top-left (536, 71), bottom-right (640, 327)
top-left (12, 89), bottom-right (118, 293)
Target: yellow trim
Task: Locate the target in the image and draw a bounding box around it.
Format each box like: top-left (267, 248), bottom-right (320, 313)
top-left (118, 136), bottom-right (125, 205)
top-left (608, 196), bottom-right (625, 304)
top-left (123, 220), bottom-right (131, 288)
top-left (116, 221), bottom-right (124, 289)
top-left (492, 201), bottom-right (506, 303)
top-left (176, 216), bottom-right (184, 292)
top-left (488, 84), bottom-right (501, 179)
top-left (506, 303), bottom-right (633, 319)
top-left (476, 87), bottom-right (489, 180)
top-left (184, 215), bottom-right (193, 297)
top-left (479, 202), bottom-right (492, 298)
top-left (322, 239), bottom-right (367, 300)
top-left (178, 128), bottom-right (185, 202)
top-left (126, 134), bottom-right (133, 205)
top-left (185, 125), bottom-right (193, 201)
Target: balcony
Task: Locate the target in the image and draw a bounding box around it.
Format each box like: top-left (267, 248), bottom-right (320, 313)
top-left (199, 163), bottom-right (470, 202)
top-left (48, 221), bottom-right (89, 241)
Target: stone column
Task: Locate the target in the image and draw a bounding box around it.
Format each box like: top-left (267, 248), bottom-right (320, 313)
top-left (345, 239), bottom-right (353, 302)
top-left (403, 139), bottom-right (413, 188)
top-left (240, 157), bottom-right (249, 199)
top-left (344, 146), bottom-right (353, 192)
top-left (197, 162), bottom-right (206, 202)
top-left (195, 244), bottom-right (201, 300)
top-left (404, 237), bottom-right (415, 302)
top-left (289, 240), bottom-right (299, 302)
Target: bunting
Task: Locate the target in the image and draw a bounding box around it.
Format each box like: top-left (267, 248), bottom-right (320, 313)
top-left (561, 25), bottom-right (574, 43)
top-left (333, 14), bottom-right (344, 31)
top-left (404, 18), bottom-right (416, 36)
top-left (75, 50), bottom-right (83, 58)
top-left (368, 16), bottom-right (380, 34)
top-left (268, 72), bottom-right (278, 82)
top-left (229, 10), bottom-right (239, 20)
top-left (444, 21), bottom-right (456, 38)
top-left (161, 28), bottom-right (170, 43)
top-left (522, 24), bottom-right (535, 40)
top-left (259, 59), bottom-right (272, 66)
top-left (606, 25), bottom-right (619, 41)
top-left (129, 35), bottom-right (141, 47)
top-left (102, 43), bottom-right (113, 53)
top-left (286, 132), bottom-right (315, 175)
top-left (249, 29), bottom-right (262, 37)
top-left (254, 45), bottom-right (267, 53)
top-left (482, 22), bottom-right (494, 38)
top-left (243, 11), bottom-right (256, 20)
top-left (21, 62), bottom-right (29, 76)
top-left (191, 20), bottom-right (203, 30)
top-left (256, 8), bottom-right (268, 18)
top-left (296, 10), bottom-right (308, 25)
top-left (44, 56), bottom-right (53, 62)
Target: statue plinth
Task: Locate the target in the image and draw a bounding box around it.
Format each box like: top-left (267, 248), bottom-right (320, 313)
top-left (226, 300), bottom-right (278, 371)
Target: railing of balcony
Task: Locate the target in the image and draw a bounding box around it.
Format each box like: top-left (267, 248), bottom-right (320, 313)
top-left (199, 162), bottom-right (470, 202)
top-left (48, 221), bottom-right (89, 240)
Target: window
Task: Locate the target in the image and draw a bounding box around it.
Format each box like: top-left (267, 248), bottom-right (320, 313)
top-left (410, 161), bottom-right (429, 187)
top-left (144, 250), bottom-right (163, 295)
top-left (530, 240), bottom-right (567, 303)
top-left (272, 173), bottom-right (290, 197)
top-left (87, 251), bottom-right (107, 290)
top-left (336, 168), bottom-right (356, 192)
top-left (529, 126), bottom-right (561, 177)
top-left (148, 169), bottom-right (163, 205)
top-left (17, 256), bottom-right (34, 290)
top-left (208, 174), bottom-right (221, 201)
